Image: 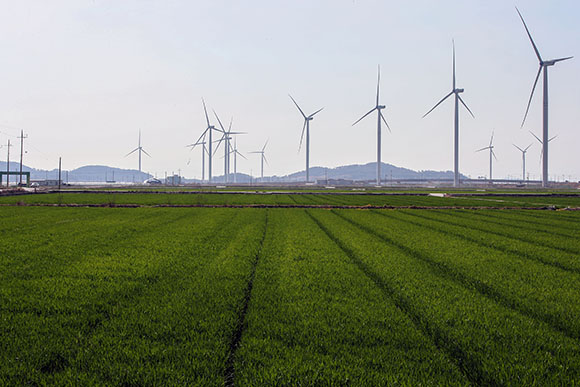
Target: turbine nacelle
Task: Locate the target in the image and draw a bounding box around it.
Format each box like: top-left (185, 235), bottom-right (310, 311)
top-left (377, 105), bottom-right (386, 110)
top-left (454, 88), bottom-right (464, 94)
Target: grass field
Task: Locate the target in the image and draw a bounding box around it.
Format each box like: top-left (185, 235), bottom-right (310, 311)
top-left (1, 192), bottom-right (580, 385)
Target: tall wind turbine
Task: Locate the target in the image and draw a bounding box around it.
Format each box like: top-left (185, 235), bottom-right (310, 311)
top-left (250, 140), bottom-right (268, 181)
top-left (476, 131), bottom-right (497, 181)
top-left (213, 112), bottom-right (245, 183)
top-left (189, 98), bottom-right (222, 183)
top-left (289, 94), bottom-right (323, 183)
top-left (125, 130), bottom-right (150, 173)
top-left (516, 7), bottom-right (573, 188)
top-left (513, 143), bottom-right (532, 181)
top-left (353, 65), bottom-right (391, 186)
top-left (423, 40), bottom-right (474, 188)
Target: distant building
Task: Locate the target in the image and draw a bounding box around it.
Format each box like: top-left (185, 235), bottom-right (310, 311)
top-left (30, 179), bottom-right (61, 187)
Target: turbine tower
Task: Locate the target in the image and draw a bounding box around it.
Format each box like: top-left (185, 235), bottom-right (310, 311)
top-left (423, 40), bottom-right (474, 188)
top-left (125, 130), bottom-right (150, 173)
top-left (476, 131), bottom-right (497, 182)
top-left (289, 94), bottom-right (323, 183)
top-left (516, 7), bottom-right (573, 188)
top-left (513, 143), bottom-right (532, 181)
top-left (250, 140), bottom-right (268, 181)
top-left (353, 65), bottom-right (391, 186)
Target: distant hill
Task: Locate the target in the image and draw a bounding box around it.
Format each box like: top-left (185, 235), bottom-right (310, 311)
top-left (0, 161), bottom-right (462, 184)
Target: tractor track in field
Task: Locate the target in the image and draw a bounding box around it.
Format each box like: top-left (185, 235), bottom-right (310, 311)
top-left (305, 210), bottom-right (494, 386)
top-left (0, 202), bottom-right (577, 210)
top-left (224, 209), bottom-right (269, 387)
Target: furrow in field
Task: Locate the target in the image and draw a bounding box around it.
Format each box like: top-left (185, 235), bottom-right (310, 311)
top-left (224, 209), bottom-right (269, 387)
top-left (306, 210), bottom-right (492, 385)
top-left (365, 210), bottom-right (580, 340)
top-left (234, 209), bottom-right (468, 385)
top-left (399, 210), bottom-right (580, 274)
top-left (307, 209), bottom-right (580, 385)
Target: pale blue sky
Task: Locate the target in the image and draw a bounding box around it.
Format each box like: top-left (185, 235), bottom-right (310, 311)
top-left (0, 1), bottom-right (578, 180)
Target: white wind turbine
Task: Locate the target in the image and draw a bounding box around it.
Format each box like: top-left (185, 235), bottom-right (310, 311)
top-left (476, 131), bottom-right (497, 181)
top-left (423, 40), bottom-right (474, 188)
top-left (186, 132), bottom-right (208, 181)
top-left (188, 98), bottom-right (223, 183)
top-left (352, 65), bottom-right (391, 186)
top-left (125, 130), bottom-right (150, 173)
top-left (516, 7), bottom-right (573, 188)
top-left (250, 140), bottom-right (268, 181)
top-left (289, 94), bottom-right (323, 183)
top-left (231, 138), bottom-right (246, 183)
top-left (513, 143), bottom-right (532, 181)
top-left (213, 112), bottom-right (245, 183)
top-left (530, 131), bottom-right (557, 175)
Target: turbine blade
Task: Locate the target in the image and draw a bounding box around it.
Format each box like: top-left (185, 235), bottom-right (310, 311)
top-left (516, 7), bottom-right (543, 63)
top-left (380, 111), bottom-right (391, 133)
top-left (524, 143), bottom-right (533, 151)
top-left (309, 107), bottom-right (324, 118)
top-left (476, 146), bottom-right (490, 153)
top-left (489, 131), bottom-right (494, 147)
top-left (353, 107), bottom-right (376, 126)
top-left (521, 66), bottom-right (542, 128)
top-left (452, 39), bottom-right (456, 90)
top-left (263, 154), bottom-right (269, 166)
top-left (202, 98), bottom-right (211, 127)
top-left (553, 56), bottom-right (573, 64)
top-left (376, 64), bottom-right (381, 107)
top-left (125, 148), bottom-right (139, 157)
top-left (548, 135), bottom-right (558, 142)
top-left (262, 139), bottom-right (269, 152)
top-left (228, 117), bottom-right (233, 133)
top-left (492, 149), bottom-right (498, 161)
top-left (213, 110), bottom-right (226, 132)
top-left (289, 94), bottom-right (307, 119)
top-left (141, 148), bottom-right (152, 158)
top-left (529, 131), bottom-right (542, 144)
top-left (513, 143), bottom-right (524, 152)
top-left (422, 91), bottom-right (453, 118)
top-left (191, 128), bottom-right (210, 149)
top-left (298, 120), bottom-right (307, 152)
top-left (458, 95), bottom-right (475, 118)
top-left (236, 150), bottom-right (248, 160)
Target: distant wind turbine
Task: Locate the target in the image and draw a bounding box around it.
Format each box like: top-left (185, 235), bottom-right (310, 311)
top-left (125, 130), bottom-right (150, 173)
top-left (231, 138), bottom-right (246, 183)
top-left (476, 131), bottom-right (497, 181)
top-left (187, 98), bottom-right (223, 183)
top-left (289, 94), bottom-right (323, 183)
top-left (353, 65), bottom-right (391, 186)
top-left (513, 143), bottom-right (532, 181)
top-left (516, 7), bottom-right (573, 188)
top-left (530, 130), bottom-right (557, 169)
top-left (213, 112), bottom-right (245, 183)
top-left (250, 140), bottom-right (268, 181)
top-left (423, 40), bottom-right (474, 188)
top-left (186, 133), bottom-right (207, 181)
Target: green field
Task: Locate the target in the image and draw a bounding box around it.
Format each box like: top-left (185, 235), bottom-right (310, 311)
top-left (1, 192), bottom-right (580, 385)
top-left (2, 191), bottom-right (580, 208)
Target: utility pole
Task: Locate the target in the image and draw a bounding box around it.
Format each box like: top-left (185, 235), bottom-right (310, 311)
top-left (58, 157), bottom-right (62, 191)
top-left (18, 130), bottom-right (27, 186)
top-left (6, 139), bottom-right (12, 188)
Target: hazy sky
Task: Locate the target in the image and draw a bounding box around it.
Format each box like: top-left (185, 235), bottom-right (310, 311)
top-left (0, 0), bottom-right (578, 181)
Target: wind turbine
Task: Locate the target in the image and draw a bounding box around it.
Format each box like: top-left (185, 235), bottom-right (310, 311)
top-left (187, 133), bottom-right (207, 181)
top-left (188, 98), bottom-right (222, 183)
top-left (530, 131), bottom-right (557, 172)
top-left (353, 65), bottom-right (391, 186)
top-left (513, 143), bottom-right (532, 181)
top-left (213, 112), bottom-right (245, 183)
top-left (250, 140), bottom-right (268, 181)
top-left (423, 40), bottom-right (474, 188)
top-left (289, 94), bottom-right (323, 183)
top-left (476, 131), bottom-right (497, 181)
top-left (231, 138), bottom-right (246, 183)
top-left (516, 7), bottom-right (573, 188)
top-left (125, 130), bottom-right (150, 173)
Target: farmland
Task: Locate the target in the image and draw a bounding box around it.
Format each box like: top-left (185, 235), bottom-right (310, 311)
top-left (1, 192), bottom-right (580, 385)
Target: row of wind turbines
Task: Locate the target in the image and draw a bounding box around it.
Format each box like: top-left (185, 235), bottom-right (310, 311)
top-left (126, 8), bottom-right (572, 187)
